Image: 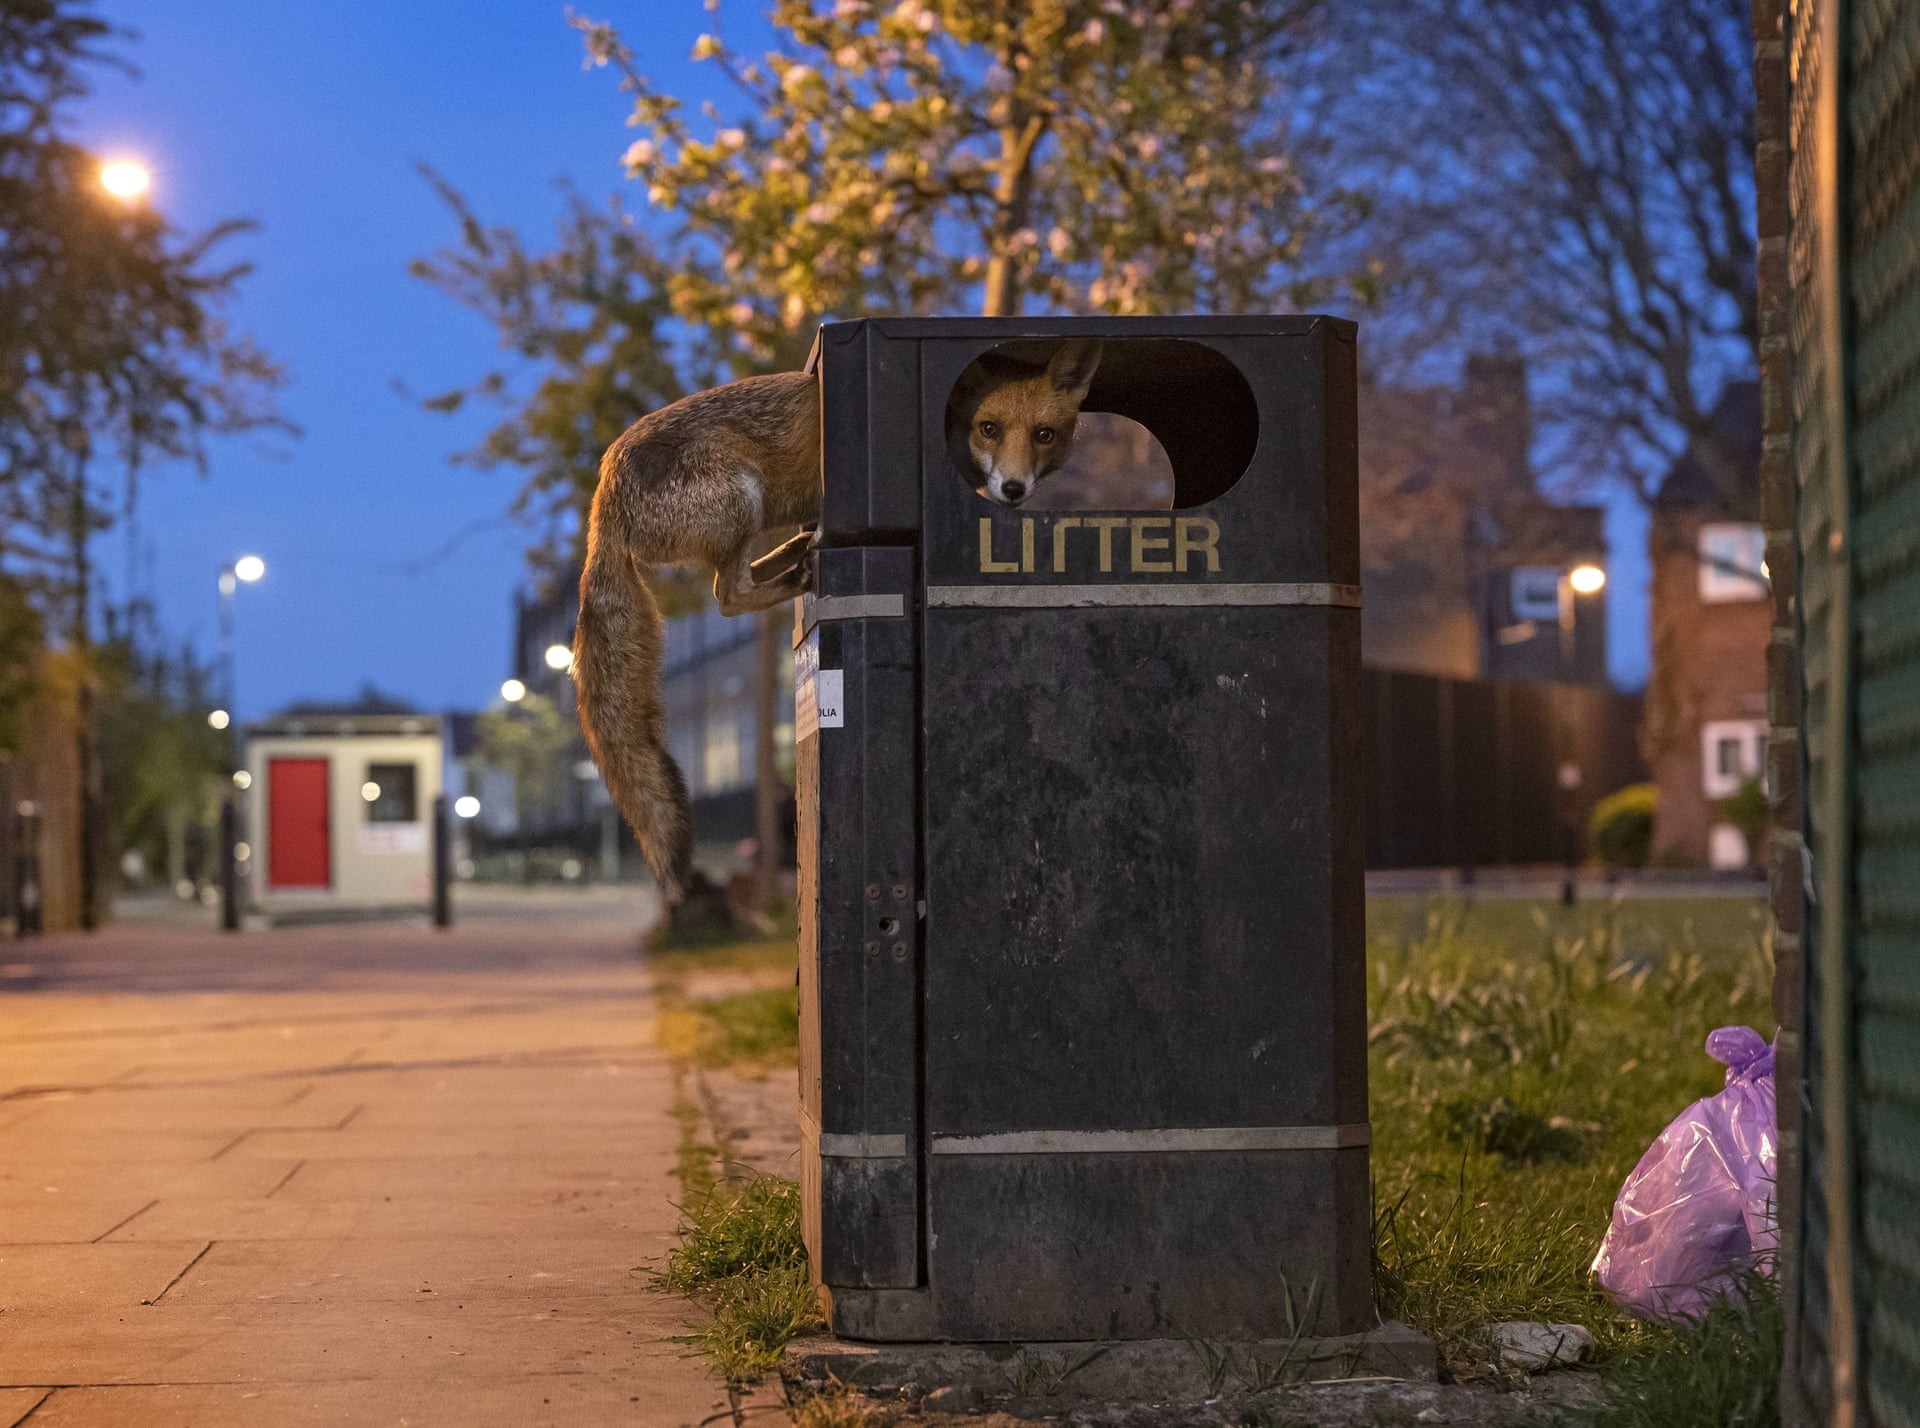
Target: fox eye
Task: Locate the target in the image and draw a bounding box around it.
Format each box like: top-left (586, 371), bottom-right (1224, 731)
top-left (978, 420), bottom-right (1000, 440)
top-left (1034, 426), bottom-right (1056, 445)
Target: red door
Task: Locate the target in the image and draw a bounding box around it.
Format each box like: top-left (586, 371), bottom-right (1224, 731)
top-left (268, 757), bottom-right (331, 888)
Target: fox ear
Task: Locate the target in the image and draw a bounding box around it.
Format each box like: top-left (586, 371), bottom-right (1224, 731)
top-left (1046, 339), bottom-right (1102, 396)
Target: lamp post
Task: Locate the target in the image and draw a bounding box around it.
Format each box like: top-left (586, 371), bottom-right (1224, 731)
top-left (215, 554), bottom-right (266, 720)
top-left (1556, 562), bottom-right (1607, 680)
top-left (215, 556), bottom-right (264, 931)
top-left (1554, 563), bottom-right (1606, 904)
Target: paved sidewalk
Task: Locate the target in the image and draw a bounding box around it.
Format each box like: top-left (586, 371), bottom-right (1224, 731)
top-left (0, 890), bottom-right (740, 1427)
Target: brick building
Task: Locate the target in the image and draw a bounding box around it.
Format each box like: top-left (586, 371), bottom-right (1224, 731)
top-left (1642, 382), bottom-right (1768, 868)
top-left (1359, 352), bottom-right (1610, 685)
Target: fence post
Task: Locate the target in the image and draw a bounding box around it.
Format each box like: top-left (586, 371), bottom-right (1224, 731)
top-left (219, 797), bottom-right (239, 932)
top-left (432, 793), bottom-right (452, 929)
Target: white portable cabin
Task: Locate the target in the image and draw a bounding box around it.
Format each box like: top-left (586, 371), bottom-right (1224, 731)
top-left (242, 714), bottom-right (444, 920)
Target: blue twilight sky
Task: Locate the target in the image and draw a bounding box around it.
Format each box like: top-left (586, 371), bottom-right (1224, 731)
top-left (76, 3), bottom-right (1651, 720)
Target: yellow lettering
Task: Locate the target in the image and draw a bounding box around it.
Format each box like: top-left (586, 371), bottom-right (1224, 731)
top-left (1176, 517), bottom-right (1222, 574)
top-left (979, 517), bottom-right (1019, 573)
top-left (1130, 517), bottom-right (1173, 573)
top-left (1051, 517), bottom-right (1082, 573)
top-left (1021, 517), bottom-right (1036, 573)
top-left (1086, 517), bottom-right (1128, 574)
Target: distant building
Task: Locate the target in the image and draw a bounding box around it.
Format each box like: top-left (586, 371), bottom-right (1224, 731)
top-left (1642, 383), bottom-right (1767, 868)
top-left (1359, 352), bottom-right (1609, 685)
top-left (241, 711), bottom-right (443, 919)
top-left (508, 573), bottom-right (602, 843)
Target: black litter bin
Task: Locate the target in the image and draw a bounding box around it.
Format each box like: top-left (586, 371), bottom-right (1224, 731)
top-left (794, 316), bottom-right (1366, 1342)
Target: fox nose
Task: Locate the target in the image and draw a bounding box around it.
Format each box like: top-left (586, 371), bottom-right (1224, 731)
top-left (1001, 480), bottom-right (1026, 502)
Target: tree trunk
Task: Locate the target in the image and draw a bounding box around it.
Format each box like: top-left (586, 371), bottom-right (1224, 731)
top-left (981, 116), bottom-right (1045, 317)
top-left (166, 804), bottom-right (186, 891)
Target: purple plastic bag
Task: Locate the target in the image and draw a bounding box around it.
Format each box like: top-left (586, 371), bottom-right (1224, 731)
top-left (1591, 1025), bottom-right (1779, 1323)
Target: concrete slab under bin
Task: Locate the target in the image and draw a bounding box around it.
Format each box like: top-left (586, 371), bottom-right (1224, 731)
top-left (781, 1322), bottom-right (1436, 1406)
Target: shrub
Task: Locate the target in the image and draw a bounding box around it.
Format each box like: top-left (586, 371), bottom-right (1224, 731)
top-left (1589, 783), bottom-right (1658, 869)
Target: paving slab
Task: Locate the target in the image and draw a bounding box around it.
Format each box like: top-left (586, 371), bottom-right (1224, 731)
top-left (0, 1241), bottom-right (208, 1307)
top-left (22, 1374), bottom-right (728, 1428)
top-left (162, 1234), bottom-right (656, 1306)
top-left (0, 892), bottom-right (729, 1427)
top-left (0, 1387), bottom-right (49, 1426)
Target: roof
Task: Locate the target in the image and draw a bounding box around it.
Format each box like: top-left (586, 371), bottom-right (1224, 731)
top-left (246, 713), bottom-right (442, 740)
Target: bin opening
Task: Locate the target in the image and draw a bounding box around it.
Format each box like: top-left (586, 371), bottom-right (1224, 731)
top-left (945, 337), bottom-right (1259, 510)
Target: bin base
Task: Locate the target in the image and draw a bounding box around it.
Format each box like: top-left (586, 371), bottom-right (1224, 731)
top-left (781, 1322), bottom-right (1436, 1405)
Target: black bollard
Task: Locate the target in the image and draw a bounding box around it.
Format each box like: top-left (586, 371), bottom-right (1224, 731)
top-left (431, 793), bottom-right (452, 928)
top-left (16, 803), bottom-right (39, 936)
top-left (219, 797), bottom-right (239, 932)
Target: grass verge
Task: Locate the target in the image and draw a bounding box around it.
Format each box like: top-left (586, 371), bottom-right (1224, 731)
top-left (1551, 1273), bottom-right (1781, 1427)
top-left (655, 1156), bottom-right (820, 1382)
top-left (1368, 894), bottom-right (1779, 1393)
top-left (649, 907), bottom-right (816, 1383)
top-left (648, 891), bottom-right (1782, 1411)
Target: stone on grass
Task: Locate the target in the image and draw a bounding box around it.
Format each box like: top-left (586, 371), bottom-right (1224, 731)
top-left (922, 1384), bottom-right (982, 1413)
top-left (1488, 1320), bottom-right (1595, 1371)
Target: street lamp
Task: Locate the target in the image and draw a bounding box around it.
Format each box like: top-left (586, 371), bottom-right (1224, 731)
top-left (1555, 561), bottom-right (1608, 679)
top-left (99, 159), bottom-right (151, 202)
top-left (544, 643), bottom-right (574, 673)
top-left (218, 555), bottom-right (266, 717)
top-left (500, 678), bottom-right (526, 703)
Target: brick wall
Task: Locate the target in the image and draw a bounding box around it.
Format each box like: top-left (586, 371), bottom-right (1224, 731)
top-left (1644, 507), bottom-right (1773, 865)
top-left (1752, 0), bottom-right (1803, 1415)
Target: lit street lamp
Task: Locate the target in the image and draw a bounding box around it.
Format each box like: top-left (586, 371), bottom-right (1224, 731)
top-left (544, 643), bottom-right (573, 673)
top-left (1555, 561), bottom-right (1608, 679)
top-left (218, 554), bottom-right (266, 717)
top-left (500, 678), bottom-right (526, 703)
top-left (99, 159), bottom-right (151, 202)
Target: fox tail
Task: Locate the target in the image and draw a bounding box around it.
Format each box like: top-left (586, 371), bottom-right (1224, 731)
top-left (572, 526), bottom-right (697, 905)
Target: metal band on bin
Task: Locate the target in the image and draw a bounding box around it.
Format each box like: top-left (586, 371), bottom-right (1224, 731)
top-left (800, 1105), bottom-right (910, 1160)
top-left (924, 583), bottom-right (1362, 609)
top-left (928, 1124), bottom-right (1372, 1154)
top-left (796, 591), bottom-right (908, 645)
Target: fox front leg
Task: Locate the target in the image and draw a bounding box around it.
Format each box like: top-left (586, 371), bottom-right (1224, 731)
top-left (747, 525), bottom-right (818, 585)
top-left (713, 542), bottom-right (808, 617)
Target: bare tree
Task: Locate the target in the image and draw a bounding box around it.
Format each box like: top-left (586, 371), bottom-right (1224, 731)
top-left (1311, 0), bottom-right (1756, 505)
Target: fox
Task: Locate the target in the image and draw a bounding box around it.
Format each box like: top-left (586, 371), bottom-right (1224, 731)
top-left (572, 337), bottom-right (1102, 916)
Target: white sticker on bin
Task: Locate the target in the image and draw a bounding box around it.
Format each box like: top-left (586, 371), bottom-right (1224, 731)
top-left (795, 633), bottom-right (844, 738)
top-left (816, 670), bottom-right (844, 728)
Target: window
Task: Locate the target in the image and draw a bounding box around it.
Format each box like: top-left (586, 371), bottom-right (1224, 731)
top-left (671, 730), bottom-right (700, 795)
top-left (703, 711), bottom-right (742, 792)
top-left (363, 763), bottom-right (418, 823)
top-left (1509, 567), bottom-right (1563, 623)
top-left (946, 337), bottom-right (1258, 509)
top-left (1698, 523), bottom-right (1768, 603)
top-left (1701, 720), bottom-right (1767, 799)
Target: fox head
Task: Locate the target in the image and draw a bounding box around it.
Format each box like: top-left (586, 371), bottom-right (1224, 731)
top-left (949, 339), bottom-right (1103, 506)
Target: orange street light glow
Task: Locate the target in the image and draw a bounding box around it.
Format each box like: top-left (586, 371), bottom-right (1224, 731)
top-left (100, 160), bottom-right (151, 200)
top-left (1568, 564), bottom-right (1607, 595)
